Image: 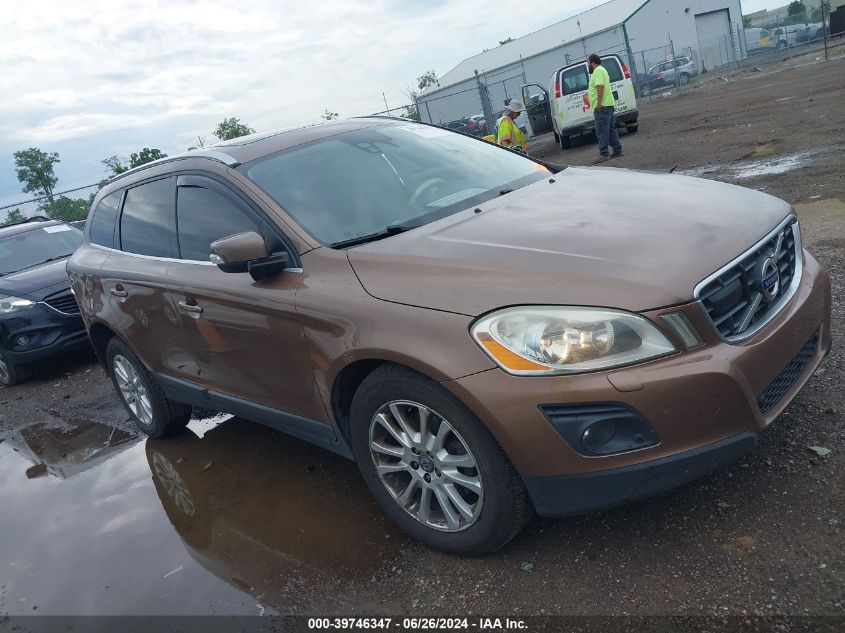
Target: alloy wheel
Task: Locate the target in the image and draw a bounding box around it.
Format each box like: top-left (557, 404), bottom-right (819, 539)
top-left (369, 400), bottom-right (483, 532)
top-left (113, 354), bottom-right (153, 426)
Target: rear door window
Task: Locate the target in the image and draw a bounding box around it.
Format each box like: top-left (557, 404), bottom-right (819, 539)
top-left (119, 178), bottom-right (175, 258)
top-left (602, 57), bottom-right (624, 82)
top-left (560, 65), bottom-right (589, 95)
top-left (176, 180), bottom-right (262, 262)
top-left (89, 191), bottom-right (122, 248)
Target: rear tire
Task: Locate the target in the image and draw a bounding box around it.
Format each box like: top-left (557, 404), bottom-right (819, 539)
top-left (106, 338), bottom-right (190, 438)
top-left (0, 351), bottom-right (34, 386)
top-left (626, 124), bottom-right (639, 134)
top-left (679, 72), bottom-right (690, 85)
top-left (349, 364), bottom-right (531, 555)
top-left (559, 134), bottom-right (572, 150)
top-left (553, 130), bottom-right (560, 144)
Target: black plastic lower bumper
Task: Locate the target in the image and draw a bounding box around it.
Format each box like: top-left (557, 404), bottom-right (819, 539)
top-left (523, 432), bottom-right (758, 517)
top-left (1, 306), bottom-right (88, 364)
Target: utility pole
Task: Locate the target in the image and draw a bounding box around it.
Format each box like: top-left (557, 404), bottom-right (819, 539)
top-left (823, 0), bottom-right (829, 61)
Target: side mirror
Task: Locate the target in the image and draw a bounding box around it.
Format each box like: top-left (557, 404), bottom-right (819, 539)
top-left (209, 231), bottom-right (290, 281)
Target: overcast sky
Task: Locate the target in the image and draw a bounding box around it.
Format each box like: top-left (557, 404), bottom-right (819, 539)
top-left (1, 0), bottom-right (787, 206)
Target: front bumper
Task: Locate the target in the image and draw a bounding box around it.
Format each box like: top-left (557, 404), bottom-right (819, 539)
top-left (1, 304), bottom-right (88, 364)
top-left (444, 251), bottom-right (831, 516)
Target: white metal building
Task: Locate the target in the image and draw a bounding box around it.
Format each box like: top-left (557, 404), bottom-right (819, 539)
top-left (418, 0), bottom-right (744, 127)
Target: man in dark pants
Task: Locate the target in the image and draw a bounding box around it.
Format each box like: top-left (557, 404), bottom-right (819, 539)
top-left (587, 53), bottom-right (623, 164)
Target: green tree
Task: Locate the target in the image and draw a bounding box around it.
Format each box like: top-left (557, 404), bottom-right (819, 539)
top-left (810, 1), bottom-right (830, 22)
top-left (129, 147), bottom-right (167, 168)
top-left (4, 209), bottom-right (26, 225)
top-left (213, 117), bottom-right (255, 141)
top-left (403, 104), bottom-right (421, 121)
top-left (13, 148), bottom-right (60, 204)
top-left (102, 155), bottom-right (129, 177)
top-left (788, 1), bottom-right (804, 16)
top-left (417, 70), bottom-right (439, 91)
top-left (321, 109), bottom-right (339, 120)
top-left (44, 196), bottom-right (90, 222)
top-left (742, 15), bottom-right (752, 28)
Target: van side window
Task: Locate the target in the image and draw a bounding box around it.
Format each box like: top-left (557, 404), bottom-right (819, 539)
top-left (603, 58), bottom-right (624, 82)
top-left (89, 191), bottom-right (121, 248)
top-left (119, 178), bottom-right (174, 258)
top-left (561, 66), bottom-right (589, 95)
top-left (176, 184), bottom-right (261, 262)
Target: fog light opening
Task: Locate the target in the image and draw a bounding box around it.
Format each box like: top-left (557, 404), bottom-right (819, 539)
top-left (582, 420), bottom-right (617, 451)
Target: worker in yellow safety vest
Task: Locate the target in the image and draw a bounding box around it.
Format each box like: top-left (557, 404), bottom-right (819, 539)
top-left (496, 100), bottom-right (527, 153)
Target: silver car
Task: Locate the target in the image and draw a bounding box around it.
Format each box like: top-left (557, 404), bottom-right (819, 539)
top-left (648, 56), bottom-right (699, 86)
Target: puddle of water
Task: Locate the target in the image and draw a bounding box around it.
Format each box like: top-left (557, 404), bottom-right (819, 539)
top-left (677, 146), bottom-right (843, 181)
top-left (0, 417), bottom-right (403, 615)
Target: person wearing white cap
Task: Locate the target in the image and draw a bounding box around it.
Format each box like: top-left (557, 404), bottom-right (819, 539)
top-left (496, 100), bottom-right (527, 153)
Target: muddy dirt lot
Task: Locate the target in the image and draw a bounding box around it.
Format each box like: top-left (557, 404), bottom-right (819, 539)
top-left (0, 57), bottom-right (843, 619)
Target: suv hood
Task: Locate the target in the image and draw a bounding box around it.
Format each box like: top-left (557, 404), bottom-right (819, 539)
top-left (0, 258), bottom-right (71, 300)
top-left (347, 167), bottom-right (792, 316)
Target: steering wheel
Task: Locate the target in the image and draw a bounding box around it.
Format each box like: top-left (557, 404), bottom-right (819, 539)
top-left (409, 178), bottom-right (448, 206)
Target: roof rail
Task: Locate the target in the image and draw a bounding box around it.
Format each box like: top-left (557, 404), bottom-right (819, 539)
top-left (1, 215), bottom-right (55, 229)
top-left (107, 149), bottom-right (241, 185)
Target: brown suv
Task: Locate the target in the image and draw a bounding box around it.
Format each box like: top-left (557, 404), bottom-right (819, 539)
top-left (68, 118), bottom-right (831, 555)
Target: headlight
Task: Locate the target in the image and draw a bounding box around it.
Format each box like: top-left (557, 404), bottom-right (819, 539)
top-left (471, 306), bottom-right (676, 375)
top-left (0, 296), bottom-right (36, 314)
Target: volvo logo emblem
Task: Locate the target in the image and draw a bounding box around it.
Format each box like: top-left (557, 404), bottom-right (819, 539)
top-left (759, 257), bottom-right (780, 302)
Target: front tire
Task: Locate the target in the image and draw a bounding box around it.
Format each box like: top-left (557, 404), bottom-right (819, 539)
top-left (106, 338), bottom-right (190, 438)
top-left (679, 72), bottom-right (690, 85)
top-left (0, 351), bottom-right (34, 386)
top-left (559, 134), bottom-right (572, 150)
top-left (349, 365), bottom-right (531, 555)
top-left (626, 123), bottom-right (639, 134)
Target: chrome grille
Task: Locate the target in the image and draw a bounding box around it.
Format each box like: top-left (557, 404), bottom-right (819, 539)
top-left (696, 217), bottom-right (801, 341)
top-left (43, 288), bottom-right (80, 315)
top-left (757, 330), bottom-right (818, 415)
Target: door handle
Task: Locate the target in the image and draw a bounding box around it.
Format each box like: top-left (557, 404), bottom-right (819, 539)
top-left (178, 300), bottom-right (203, 314)
top-left (111, 286), bottom-right (127, 298)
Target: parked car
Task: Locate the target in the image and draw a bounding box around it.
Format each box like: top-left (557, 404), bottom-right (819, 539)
top-left (469, 114), bottom-right (489, 136)
top-left (69, 119), bottom-right (831, 555)
top-left (0, 216), bottom-right (88, 385)
top-left (443, 118), bottom-right (477, 135)
top-left (796, 22), bottom-right (825, 43)
top-left (771, 24), bottom-right (806, 48)
top-left (522, 53), bottom-right (638, 149)
top-left (648, 56), bottom-right (699, 86)
top-left (633, 71), bottom-right (664, 97)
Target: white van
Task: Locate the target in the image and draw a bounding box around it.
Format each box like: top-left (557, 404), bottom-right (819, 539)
top-left (521, 54), bottom-right (638, 150)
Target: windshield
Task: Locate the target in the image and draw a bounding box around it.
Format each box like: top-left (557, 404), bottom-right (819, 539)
top-left (242, 122), bottom-right (549, 246)
top-left (0, 224), bottom-right (82, 275)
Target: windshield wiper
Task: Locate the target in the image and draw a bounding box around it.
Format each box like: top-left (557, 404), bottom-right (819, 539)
top-left (6, 255), bottom-right (70, 274)
top-left (499, 188), bottom-right (515, 196)
top-left (330, 223), bottom-right (418, 249)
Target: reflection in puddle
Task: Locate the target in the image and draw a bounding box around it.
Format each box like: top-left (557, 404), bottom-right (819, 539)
top-left (4, 421), bottom-right (137, 480)
top-left (0, 416), bottom-right (405, 614)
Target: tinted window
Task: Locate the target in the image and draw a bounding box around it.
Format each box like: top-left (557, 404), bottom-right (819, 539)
top-left (561, 66), bottom-right (589, 95)
top-left (176, 185), bottom-right (260, 261)
top-left (89, 191), bottom-right (121, 248)
top-left (603, 58), bottom-right (623, 82)
top-left (0, 224), bottom-right (82, 275)
top-left (120, 179), bottom-right (174, 257)
top-left (244, 123), bottom-right (547, 246)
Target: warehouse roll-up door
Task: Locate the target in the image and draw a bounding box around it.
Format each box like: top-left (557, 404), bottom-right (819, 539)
top-left (695, 9), bottom-right (732, 70)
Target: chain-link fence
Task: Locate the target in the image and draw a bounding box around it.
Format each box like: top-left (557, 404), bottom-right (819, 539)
top-left (0, 184), bottom-right (100, 226)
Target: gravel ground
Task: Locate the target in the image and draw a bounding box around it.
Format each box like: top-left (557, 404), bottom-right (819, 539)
top-left (0, 55), bottom-right (842, 618)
